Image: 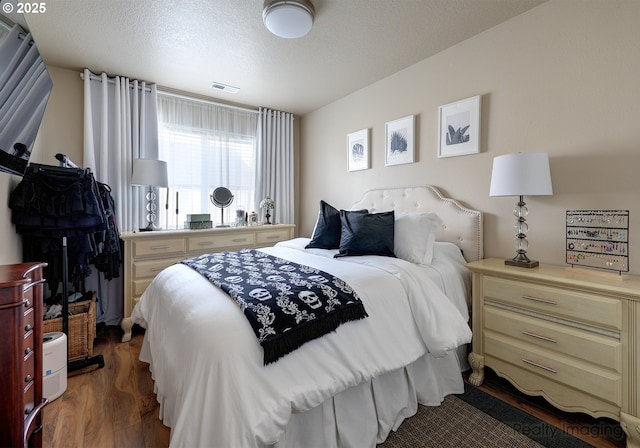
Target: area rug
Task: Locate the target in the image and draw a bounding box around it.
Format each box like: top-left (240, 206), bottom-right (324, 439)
top-left (378, 383), bottom-right (596, 448)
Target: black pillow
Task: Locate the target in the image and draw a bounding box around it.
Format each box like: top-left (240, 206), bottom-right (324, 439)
top-left (335, 210), bottom-right (396, 258)
top-left (306, 201), bottom-right (366, 249)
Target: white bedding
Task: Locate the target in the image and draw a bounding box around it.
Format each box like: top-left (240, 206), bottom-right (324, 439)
top-left (132, 237), bottom-right (472, 448)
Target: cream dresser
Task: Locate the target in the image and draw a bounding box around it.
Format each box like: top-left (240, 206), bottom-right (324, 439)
top-left (120, 224), bottom-right (295, 342)
top-left (466, 258), bottom-right (640, 448)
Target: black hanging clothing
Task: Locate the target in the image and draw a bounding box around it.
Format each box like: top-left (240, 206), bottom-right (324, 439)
top-left (9, 163), bottom-right (121, 294)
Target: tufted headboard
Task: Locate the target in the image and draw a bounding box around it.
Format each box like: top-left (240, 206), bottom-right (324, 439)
top-left (350, 185), bottom-right (483, 262)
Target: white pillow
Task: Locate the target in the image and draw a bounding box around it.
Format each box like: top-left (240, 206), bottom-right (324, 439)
top-left (394, 212), bottom-right (444, 265)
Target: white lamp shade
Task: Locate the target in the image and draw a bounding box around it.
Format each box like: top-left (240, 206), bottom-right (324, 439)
top-left (131, 158), bottom-right (168, 187)
top-left (489, 152), bottom-right (553, 197)
top-left (263, 0), bottom-right (315, 39)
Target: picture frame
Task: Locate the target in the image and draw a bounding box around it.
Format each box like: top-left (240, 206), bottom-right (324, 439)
top-left (347, 128), bottom-right (370, 171)
top-left (385, 115), bottom-right (415, 166)
top-left (438, 95), bottom-right (481, 158)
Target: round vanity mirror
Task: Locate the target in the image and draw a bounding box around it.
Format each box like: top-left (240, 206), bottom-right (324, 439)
top-left (210, 187), bottom-right (234, 227)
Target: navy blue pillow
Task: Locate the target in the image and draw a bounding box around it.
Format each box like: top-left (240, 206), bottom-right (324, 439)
top-left (335, 210), bottom-right (396, 258)
top-left (306, 201), bottom-right (366, 249)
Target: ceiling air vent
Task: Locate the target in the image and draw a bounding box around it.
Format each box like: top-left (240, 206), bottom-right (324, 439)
top-left (210, 82), bottom-right (239, 94)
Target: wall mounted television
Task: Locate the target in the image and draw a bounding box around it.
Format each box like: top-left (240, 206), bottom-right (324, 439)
top-left (0, 10), bottom-right (53, 176)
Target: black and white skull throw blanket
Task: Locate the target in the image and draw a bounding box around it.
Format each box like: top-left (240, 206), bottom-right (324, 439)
top-left (179, 249), bottom-right (368, 364)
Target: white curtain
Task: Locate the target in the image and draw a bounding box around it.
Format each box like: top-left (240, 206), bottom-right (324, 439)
top-left (256, 107), bottom-right (295, 225)
top-left (83, 69), bottom-right (159, 232)
top-left (83, 68), bottom-right (159, 325)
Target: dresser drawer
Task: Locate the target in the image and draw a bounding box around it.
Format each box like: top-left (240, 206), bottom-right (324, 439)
top-left (133, 257), bottom-right (184, 279)
top-left (256, 228), bottom-right (291, 245)
top-left (485, 332), bottom-right (621, 406)
top-left (133, 238), bottom-right (186, 258)
top-left (483, 276), bottom-right (621, 330)
top-left (484, 305), bottom-right (621, 371)
top-left (23, 379), bottom-right (35, 417)
top-left (23, 306), bottom-right (35, 336)
top-left (187, 232), bottom-right (255, 251)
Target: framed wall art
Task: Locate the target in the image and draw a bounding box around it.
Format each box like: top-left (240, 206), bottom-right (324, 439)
top-left (347, 128), bottom-right (370, 171)
top-left (438, 95), bottom-right (481, 158)
top-left (385, 115), bottom-right (414, 166)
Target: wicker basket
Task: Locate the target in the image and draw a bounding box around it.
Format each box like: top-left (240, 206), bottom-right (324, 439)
top-left (43, 294), bottom-right (96, 362)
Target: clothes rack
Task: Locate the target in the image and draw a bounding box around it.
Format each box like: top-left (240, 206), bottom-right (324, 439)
top-left (9, 155), bottom-right (114, 372)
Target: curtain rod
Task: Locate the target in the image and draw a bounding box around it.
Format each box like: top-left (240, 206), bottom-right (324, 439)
top-left (80, 71), bottom-right (153, 92)
top-left (157, 90), bottom-right (259, 115)
top-left (80, 71), bottom-right (261, 115)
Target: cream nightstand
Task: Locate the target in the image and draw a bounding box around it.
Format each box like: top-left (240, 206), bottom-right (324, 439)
top-left (466, 258), bottom-right (640, 448)
top-left (119, 224), bottom-right (295, 342)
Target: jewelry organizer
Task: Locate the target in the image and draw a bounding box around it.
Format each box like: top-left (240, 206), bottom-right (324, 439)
top-left (566, 210), bottom-right (629, 273)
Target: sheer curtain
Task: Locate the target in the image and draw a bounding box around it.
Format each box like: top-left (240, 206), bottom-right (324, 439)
top-left (83, 68), bottom-right (159, 325)
top-left (157, 93), bottom-right (258, 228)
top-left (256, 107), bottom-right (295, 225)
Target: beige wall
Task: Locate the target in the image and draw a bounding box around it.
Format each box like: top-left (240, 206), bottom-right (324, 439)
top-left (299, 0), bottom-right (640, 274)
top-left (0, 67), bottom-right (82, 264)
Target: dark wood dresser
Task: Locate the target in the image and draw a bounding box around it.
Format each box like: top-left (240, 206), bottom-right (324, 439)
top-left (0, 262), bottom-right (48, 448)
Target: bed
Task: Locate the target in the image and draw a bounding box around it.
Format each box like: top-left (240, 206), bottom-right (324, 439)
top-left (131, 185), bottom-right (483, 448)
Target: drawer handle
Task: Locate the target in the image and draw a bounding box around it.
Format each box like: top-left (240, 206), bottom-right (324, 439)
top-left (24, 300), bottom-right (31, 308)
top-left (150, 245), bottom-right (171, 250)
top-left (521, 295), bottom-right (557, 305)
top-left (265, 235), bottom-right (280, 240)
top-left (25, 374), bottom-right (32, 383)
top-left (150, 267), bottom-right (165, 272)
top-left (24, 324), bottom-right (33, 332)
top-left (197, 242), bottom-right (214, 246)
top-left (522, 331), bottom-right (557, 344)
top-left (232, 238), bottom-right (247, 243)
top-left (25, 347), bottom-right (33, 356)
top-left (521, 358), bottom-right (557, 373)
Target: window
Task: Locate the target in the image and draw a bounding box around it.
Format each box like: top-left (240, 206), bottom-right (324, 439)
top-left (157, 93), bottom-right (258, 229)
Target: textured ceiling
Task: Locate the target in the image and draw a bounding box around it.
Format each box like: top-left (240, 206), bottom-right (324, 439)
top-left (22, 0), bottom-right (547, 115)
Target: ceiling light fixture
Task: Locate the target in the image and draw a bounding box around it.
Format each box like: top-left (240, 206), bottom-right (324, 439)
top-left (263, 0), bottom-right (315, 39)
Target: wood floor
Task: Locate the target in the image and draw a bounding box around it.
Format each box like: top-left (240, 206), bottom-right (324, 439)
top-left (42, 325), bottom-right (626, 448)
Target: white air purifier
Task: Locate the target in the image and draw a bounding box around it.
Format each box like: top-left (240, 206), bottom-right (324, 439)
top-left (43, 331), bottom-right (67, 401)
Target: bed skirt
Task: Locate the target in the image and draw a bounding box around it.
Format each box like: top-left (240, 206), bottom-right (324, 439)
top-left (141, 336), bottom-right (469, 448)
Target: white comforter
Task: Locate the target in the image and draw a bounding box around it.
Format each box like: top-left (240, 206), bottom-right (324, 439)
top-left (132, 238), bottom-right (472, 448)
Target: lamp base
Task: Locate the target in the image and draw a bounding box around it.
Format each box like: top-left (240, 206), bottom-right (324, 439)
top-left (505, 258), bottom-right (539, 268)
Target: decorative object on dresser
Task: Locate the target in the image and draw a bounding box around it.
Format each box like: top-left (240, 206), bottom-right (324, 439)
top-left (260, 196), bottom-right (275, 224)
top-left (131, 158), bottom-right (169, 231)
top-left (489, 152), bottom-right (553, 268)
top-left (0, 262), bottom-right (48, 448)
top-left (566, 209), bottom-right (629, 273)
top-left (466, 258), bottom-right (640, 448)
top-left (119, 224), bottom-right (295, 342)
top-left (210, 186), bottom-right (234, 227)
top-left (437, 95), bottom-right (481, 158)
top-left (184, 213), bottom-right (213, 230)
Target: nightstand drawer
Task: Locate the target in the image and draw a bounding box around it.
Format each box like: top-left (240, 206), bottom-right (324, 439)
top-left (485, 333), bottom-right (621, 406)
top-left (483, 276), bottom-right (621, 330)
top-left (484, 305), bottom-right (621, 371)
top-left (133, 238), bottom-right (186, 257)
top-left (187, 232), bottom-right (255, 251)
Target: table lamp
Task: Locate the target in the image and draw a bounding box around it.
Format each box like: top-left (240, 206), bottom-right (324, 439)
top-left (489, 152), bottom-right (553, 268)
top-left (131, 158), bottom-right (169, 231)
